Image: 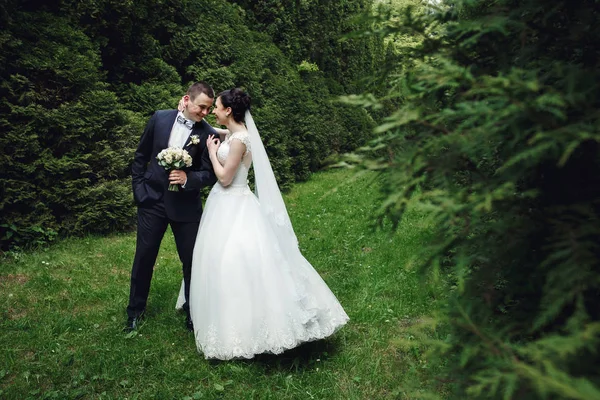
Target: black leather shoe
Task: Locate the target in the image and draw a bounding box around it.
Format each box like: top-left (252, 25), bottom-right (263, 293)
top-left (186, 316), bottom-right (194, 332)
top-left (123, 312), bottom-right (145, 332)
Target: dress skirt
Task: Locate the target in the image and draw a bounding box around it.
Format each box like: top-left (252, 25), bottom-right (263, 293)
top-left (177, 182), bottom-right (349, 360)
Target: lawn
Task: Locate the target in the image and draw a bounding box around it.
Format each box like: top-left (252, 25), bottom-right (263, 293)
top-left (1, 168), bottom-right (448, 399)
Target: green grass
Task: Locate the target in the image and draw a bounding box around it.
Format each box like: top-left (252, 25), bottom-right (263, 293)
top-left (0, 168), bottom-right (448, 399)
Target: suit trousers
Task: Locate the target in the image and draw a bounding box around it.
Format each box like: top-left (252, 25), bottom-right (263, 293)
top-left (127, 201), bottom-right (200, 319)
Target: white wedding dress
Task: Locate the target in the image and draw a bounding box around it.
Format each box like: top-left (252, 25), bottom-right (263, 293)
top-left (176, 131), bottom-right (349, 360)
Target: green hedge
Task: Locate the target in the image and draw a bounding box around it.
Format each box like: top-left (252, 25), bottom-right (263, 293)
top-left (0, 0), bottom-right (381, 250)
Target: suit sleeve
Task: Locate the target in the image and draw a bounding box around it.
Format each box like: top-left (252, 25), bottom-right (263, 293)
top-left (132, 112), bottom-right (157, 189)
top-left (184, 127), bottom-right (218, 190)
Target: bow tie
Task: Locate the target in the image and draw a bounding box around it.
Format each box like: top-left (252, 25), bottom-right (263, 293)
top-left (177, 115), bottom-right (194, 129)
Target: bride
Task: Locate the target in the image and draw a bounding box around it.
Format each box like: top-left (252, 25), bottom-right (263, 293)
top-left (176, 88), bottom-right (348, 360)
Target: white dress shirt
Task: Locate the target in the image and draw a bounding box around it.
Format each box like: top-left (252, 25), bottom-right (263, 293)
top-left (169, 112), bottom-right (193, 148)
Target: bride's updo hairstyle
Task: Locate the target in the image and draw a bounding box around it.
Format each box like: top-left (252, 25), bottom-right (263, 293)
top-left (218, 88), bottom-right (251, 123)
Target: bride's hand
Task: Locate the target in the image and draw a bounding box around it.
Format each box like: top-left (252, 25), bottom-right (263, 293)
top-left (207, 134), bottom-right (220, 153)
top-left (177, 96), bottom-right (186, 112)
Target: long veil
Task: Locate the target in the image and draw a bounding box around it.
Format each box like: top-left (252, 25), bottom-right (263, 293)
top-left (245, 111), bottom-right (299, 253)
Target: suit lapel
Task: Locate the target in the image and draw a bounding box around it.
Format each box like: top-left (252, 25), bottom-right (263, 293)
top-left (190, 120), bottom-right (207, 139)
top-left (157, 110), bottom-right (178, 150)
top-left (182, 130), bottom-right (195, 148)
top-left (185, 122), bottom-right (205, 158)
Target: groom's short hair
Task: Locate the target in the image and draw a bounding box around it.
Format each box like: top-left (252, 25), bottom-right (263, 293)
top-left (187, 81), bottom-right (215, 100)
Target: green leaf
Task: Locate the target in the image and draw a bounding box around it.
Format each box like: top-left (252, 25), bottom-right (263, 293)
top-left (214, 383), bottom-right (225, 392)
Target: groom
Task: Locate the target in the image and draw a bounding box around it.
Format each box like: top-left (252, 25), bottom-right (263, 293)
top-left (125, 81), bottom-right (217, 332)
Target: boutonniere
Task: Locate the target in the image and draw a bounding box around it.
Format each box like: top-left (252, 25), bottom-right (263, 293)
top-left (187, 135), bottom-right (200, 147)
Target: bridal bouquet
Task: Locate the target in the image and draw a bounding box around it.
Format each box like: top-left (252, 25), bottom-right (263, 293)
top-left (156, 147), bottom-right (193, 191)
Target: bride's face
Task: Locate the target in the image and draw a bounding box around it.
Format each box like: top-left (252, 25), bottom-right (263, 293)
top-left (212, 97), bottom-right (231, 125)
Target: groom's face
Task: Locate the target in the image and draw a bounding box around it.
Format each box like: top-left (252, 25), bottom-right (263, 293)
top-left (183, 93), bottom-right (214, 122)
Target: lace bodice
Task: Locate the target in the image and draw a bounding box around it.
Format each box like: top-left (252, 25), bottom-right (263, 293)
top-left (215, 131), bottom-right (252, 190)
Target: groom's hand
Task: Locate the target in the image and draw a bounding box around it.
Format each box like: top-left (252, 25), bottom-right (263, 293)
top-left (169, 170), bottom-right (187, 187)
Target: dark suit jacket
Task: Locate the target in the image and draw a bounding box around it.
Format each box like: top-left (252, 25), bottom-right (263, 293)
top-left (131, 109), bottom-right (217, 222)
